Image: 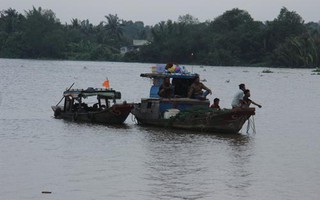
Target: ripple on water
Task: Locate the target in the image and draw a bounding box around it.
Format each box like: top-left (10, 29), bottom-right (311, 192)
top-left (1, 59), bottom-right (320, 200)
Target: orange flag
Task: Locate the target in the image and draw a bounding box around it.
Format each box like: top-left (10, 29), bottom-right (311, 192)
top-left (103, 79), bottom-right (110, 88)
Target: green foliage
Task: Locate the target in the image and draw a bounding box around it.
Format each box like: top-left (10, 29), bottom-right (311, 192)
top-left (178, 14), bottom-right (200, 25)
top-left (122, 20), bottom-right (151, 40)
top-left (262, 69), bottom-right (273, 73)
top-left (312, 68), bottom-right (320, 72)
top-left (122, 51), bottom-right (140, 62)
top-left (21, 7), bottom-right (65, 58)
top-left (264, 7), bottom-right (306, 54)
top-left (272, 34), bottom-right (320, 67)
top-left (140, 9), bottom-right (268, 66)
top-left (0, 8), bottom-right (26, 57)
top-left (104, 14), bottom-right (124, 44)
top-left (0, 6), bottom-right (320, 68)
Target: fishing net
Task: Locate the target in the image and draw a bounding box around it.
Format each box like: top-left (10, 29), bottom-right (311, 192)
top-left (172, 107), bottom-right (231, 121)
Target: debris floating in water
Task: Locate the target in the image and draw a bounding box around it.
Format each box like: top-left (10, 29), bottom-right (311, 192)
top-left (262, 69), bottom-right (273, 73)
top-left (42, 191), bottom-right (52, 194)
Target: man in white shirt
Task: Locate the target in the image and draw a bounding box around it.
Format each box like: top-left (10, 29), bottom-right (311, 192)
top-left (231, 83), bottom-right (246, 108)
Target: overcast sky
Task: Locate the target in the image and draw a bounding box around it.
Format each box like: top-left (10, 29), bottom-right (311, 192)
top-left (1, 0), bottom-right (319, 25)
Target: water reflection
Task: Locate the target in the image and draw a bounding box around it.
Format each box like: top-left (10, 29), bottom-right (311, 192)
top-left (137, 126), bottom-right (254, 199)
top-left (54, 117), bottom-right (133, 131)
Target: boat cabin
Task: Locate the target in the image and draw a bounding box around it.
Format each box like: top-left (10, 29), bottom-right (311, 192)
top-left (62, 87), bottom-right (121, 112)
top-left (141, 72), bottom-right (199, 98)
top-left (138, 70), bottom-right (210, 118)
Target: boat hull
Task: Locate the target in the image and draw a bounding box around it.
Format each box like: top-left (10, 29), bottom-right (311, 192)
top-left (52, 104), bottom-right (133, 125)
top-left (132, 105), bottom-right (255, 134)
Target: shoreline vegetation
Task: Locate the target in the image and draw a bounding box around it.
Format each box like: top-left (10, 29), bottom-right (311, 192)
top-left (0, 7), bottom-right (320, 68)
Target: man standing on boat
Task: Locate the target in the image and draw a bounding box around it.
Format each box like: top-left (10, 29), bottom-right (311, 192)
top-left (188, 77), bottom-right (212, 100)
top-left (231, 83), bottom-right (246, 108)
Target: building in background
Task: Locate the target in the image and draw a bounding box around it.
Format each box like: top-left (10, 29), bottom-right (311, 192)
top-left (120, 40), bottom-right (149, 54)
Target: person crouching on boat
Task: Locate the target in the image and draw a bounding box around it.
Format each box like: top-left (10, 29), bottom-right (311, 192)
top-left (242, 89), bottom-right (262, 108)
top-left (231, 83), bottom-right (246, 108)
top-left (188, 77), bottom-right (212, 100)
top-left (158, 77), bottom-right (174, 98)
top-left (210, 98), bottom-right (221, 110)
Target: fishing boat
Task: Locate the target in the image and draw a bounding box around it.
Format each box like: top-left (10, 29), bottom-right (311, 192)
top-left (131, 65), bottom-right (256, 133)
top-left (52, 86), bottom-right (133, 124)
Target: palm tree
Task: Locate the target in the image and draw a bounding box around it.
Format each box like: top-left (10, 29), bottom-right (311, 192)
top-left (104, 14), bottom-right (123, 40)
top-left (273, 34), bottom-right (320, 67)
top-left (71, 18), bottom-right (80, 28)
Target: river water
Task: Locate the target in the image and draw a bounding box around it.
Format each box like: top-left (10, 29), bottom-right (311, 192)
top-left (0, 59), bottom-right (319, 200)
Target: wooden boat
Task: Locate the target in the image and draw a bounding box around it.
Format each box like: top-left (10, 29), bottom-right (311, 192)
top-left (52, 87), bottom-right (133, 124)
top-left (131, 65), bottom-right (255, 133)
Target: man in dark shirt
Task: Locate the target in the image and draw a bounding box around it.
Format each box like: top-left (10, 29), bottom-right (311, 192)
top-left (158, 77), bottom-right (174, 98)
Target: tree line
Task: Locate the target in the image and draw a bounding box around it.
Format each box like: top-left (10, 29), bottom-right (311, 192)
top-left (0, 7), bottom-right (319, 68)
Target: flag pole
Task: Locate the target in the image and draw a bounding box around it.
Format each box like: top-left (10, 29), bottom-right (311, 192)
top-left (55, 82), bottom-right (75, 107)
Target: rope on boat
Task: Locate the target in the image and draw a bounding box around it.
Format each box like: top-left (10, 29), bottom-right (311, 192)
top-left (0, 92), bottom-right (2, 107)
top-left (131, 114), bottom-right (138, 124)
top-left (246, 116), bottom-right (256, 134)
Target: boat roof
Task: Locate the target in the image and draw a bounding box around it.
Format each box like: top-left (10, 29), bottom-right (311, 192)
top-left (140, 72), bottom-right (199, 79)
top-left (63, 87), bottom-right (121, 99)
